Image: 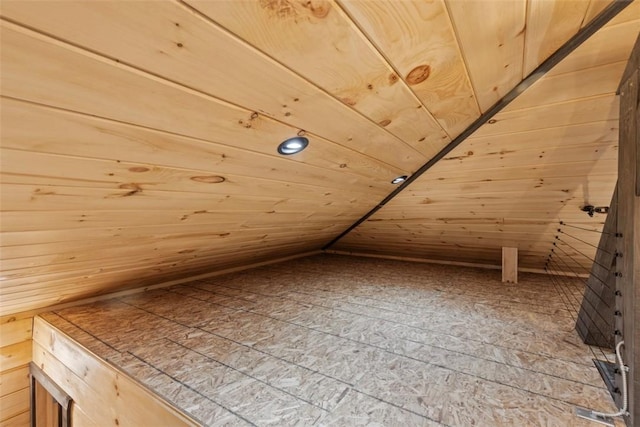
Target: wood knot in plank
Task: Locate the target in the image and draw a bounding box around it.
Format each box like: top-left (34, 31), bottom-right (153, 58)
top-left (190, 176), bottom-right (226, 184)
top-left (128, 166), bottom-right (149, 173)
top-left (406, 64), bottom-right (431, 85)
top-left (339, 97), bottom-right (357, 106)
top-left (302, 0), bottom-right (331, 18)
top-left (117, 183), bottom-right (143, 197)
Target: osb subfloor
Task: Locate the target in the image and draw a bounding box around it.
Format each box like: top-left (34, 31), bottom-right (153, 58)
top-left (41, 254), bottom-right (621, 426)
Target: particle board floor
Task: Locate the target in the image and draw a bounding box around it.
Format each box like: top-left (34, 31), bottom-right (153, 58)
top-left (40, 254), bottom-right (622, 426)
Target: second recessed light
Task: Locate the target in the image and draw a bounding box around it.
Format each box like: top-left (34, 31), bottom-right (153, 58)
top-left (278, 136), bottom-right (309, 155)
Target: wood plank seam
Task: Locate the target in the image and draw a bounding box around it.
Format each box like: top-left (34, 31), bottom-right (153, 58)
top-left (0, 12), bottom-right (426, 165)
top-left (322, 0), bottom-right (633, 251)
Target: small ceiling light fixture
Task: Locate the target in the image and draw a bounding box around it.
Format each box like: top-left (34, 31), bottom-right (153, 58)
top-left (391, 175), bottom-right (408, 184)
top-left (278, 136), bottom-right (309, 155)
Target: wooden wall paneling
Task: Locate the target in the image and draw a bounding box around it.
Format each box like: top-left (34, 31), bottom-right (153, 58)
top-left (334, 241), bottom-right (586, 272)
top-left (0, 219), bottom-right (349, 248)
top-left (0, 21), bottom-right (417, 178)
top-left (583, 0), bottom-right (614, 27)
top-left (1, 248), bottom-right (323, 320)
top-left (0, 410), bottom-right (30, 427)
top-left (472, 94), bottom-right (619, 137)
top-left (403, 176), bottom-right (615, 196)
top-left (576, 187), bottom-right (617, 348)
top-left (615, 38), bottom-right (639, 423)
top-left (509, 60), bottom-right (627, 110)
top-left (0, 243), bottom-right (326, 315)
top-left (0, 337), bottom-right (32, 372)
top-left (462, 120), bottom-right (618, 154)
top-left (1, 183), bottom-right (365, 213)
top-left (0, 153), bottom-right (384, 205)
top-left (444, 0), bottom-right (526, 111)
top-left (0, 227), bottom-right (343, 276)
top-left (0, 3), bottom-right (426, 170)
top-left (0, 239), bottom-right (338, 286)
top-left (606, 0), bottom-right (640, 27)
top-left (405, 182), bottom-right (616, 200)
top-left (71, 405), bottom-right (99, 427)
top-left (334, 242), bottom-right (563, 263)
top-left (396, 159), bottom-right (616, 184)
top-left (440, 137), bottom-right (618, 166)
top-left (0, 209), bottom-right (355, 233)
top-left (0, 319), bottom-right (32, 349)
top-left (31, 317), bottom-right (198, 427)
top-left (335, 0), bottom-right (479, 137)
top-left (339, 234), bottom-right (569, 254)
top-left (333, 244), bottom-right (504, 263)
top-left (0, 234), bottom-right (331, 275)
top-left (0, 367), bottom-right (29, 398)
top-left (183, 0), bottom-right (451, 153)
top-left (523, 0), bottom-right (591, 75)
top-left (0, 315), bottom-right (32, 427)
top-left (0, 99), bottom-right (392, 195)
top-left (0, 388), bottom-right (29, 423)
top-left (550, 18), bottom-right (640, 76)
top-left (1, 236), bottom-right (332, 293)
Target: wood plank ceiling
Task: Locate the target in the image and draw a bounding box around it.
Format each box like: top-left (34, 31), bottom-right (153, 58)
top-left (335, 1), bottom-right (640, 271)
top-left (0, 0), bottom-right (638, 315)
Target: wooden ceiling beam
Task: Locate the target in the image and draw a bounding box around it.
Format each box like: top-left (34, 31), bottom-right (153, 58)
top-left (324, 0), bottom-right (634, 251)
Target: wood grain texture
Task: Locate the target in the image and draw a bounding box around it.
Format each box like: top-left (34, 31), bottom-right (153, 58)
top-left (185, 0), bottom-right (450, 153)
top-left (337, 0), bottom-right (479, 138)
top-left (0, 320), bottom-right (32, 349)
top-left (0, 0), bottom-right (637, 316)
top-left (0, 246), bottom-right (326, 316)
top-left (0, 341), bottom-right (32, 375)
top-left (550, 16), bottom-right (640, 76)
top-left (0, 388), bottom-right (29, 424)
top-left (616, 41), bottom-right (639, 423)
top-left (523, 0), bottom-right (591, 75)
top-left (0, 1), bottom-right (426, 169)
top-left (32, 317), bottom-right (198, 427)
top-left (444, 0), bottom-right (526, 111)
top-left (501, 247), bottom-right (518, 283)
top-left (0, 366), bottom-right (29, 398)
top-left (0, 410), bottom-right (29, 427)
top-left (583, 0), bottom-right (614, 27)
top-left (335, 12), bottom-right (631, 269)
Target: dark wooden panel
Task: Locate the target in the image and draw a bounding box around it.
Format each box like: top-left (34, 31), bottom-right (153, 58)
top-left (576, 188), bottom-right (617, 348)
top-left (616, 36), bottom-right (639, 423)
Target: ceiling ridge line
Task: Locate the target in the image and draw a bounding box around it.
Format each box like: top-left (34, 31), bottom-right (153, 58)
top-left (322, 0), bottom-right (634, 251)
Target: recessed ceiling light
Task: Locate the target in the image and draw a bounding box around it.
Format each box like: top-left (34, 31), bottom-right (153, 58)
top-left (278, 136), bottom-right (309, 155)
top-left (391, 175), bottom-right (408, 184)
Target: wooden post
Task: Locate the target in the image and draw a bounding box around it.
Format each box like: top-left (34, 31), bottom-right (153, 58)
top-left (502, 247), bottom-right (518, 283)
top-left (616, 32), bottom-right (639, 426)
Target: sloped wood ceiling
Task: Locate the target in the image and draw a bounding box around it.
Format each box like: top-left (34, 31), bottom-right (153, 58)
top-left (0, 0), bottom-right (637, 315)
top-left (335, 1), bottom-right (640, 270)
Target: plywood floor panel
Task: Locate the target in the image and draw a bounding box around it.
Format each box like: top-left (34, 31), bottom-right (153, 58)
top-left (39, 255), bottom-right (621, 426)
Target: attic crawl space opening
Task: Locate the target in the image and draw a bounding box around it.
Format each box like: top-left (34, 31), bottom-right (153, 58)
top-left (1, 1), bottom-right (639, 426)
